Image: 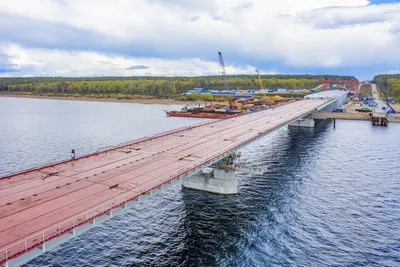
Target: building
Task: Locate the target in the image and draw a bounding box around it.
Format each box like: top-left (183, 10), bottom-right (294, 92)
top-left (305, 90), bottom-right (349, 110)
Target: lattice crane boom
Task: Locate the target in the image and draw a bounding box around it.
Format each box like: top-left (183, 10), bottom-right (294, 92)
top-left (255, 69), bottom-right (264, 89)
top-left (218, 52), bottom-right (229, 91)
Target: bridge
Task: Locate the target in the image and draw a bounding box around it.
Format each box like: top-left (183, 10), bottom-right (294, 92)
top-left (0, 99), bottom-right (329, 267)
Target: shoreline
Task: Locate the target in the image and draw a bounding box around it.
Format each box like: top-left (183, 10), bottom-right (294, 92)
top-left (2, 93), bottom-right (399, 123)
top-left (0, 93), bottom-right (219, 105)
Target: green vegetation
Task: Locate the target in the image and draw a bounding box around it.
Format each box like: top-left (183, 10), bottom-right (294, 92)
top-left (0, 75), bottom-right (355, 100)
top-left (373, 74), bottom-right (400, 101)
top-left (358, 84), bottom-right (372, 98)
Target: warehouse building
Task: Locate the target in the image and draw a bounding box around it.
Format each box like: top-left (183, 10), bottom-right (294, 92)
top-left (305, 90), bottom-right (349, 110)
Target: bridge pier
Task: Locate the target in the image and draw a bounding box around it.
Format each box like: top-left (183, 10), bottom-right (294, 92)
top-left (289, 116), bottom-right (315, 128)
top-left (182, 154), bottom-right (238, 194)
top-left (182, 168), bottom-right (237, 194)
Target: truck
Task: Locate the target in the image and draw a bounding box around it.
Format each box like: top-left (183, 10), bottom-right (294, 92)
top-left (332, 108), bottom-right (345, 113)
top-left (369, 102), bottom-right (377, 108)
top-left (387, 98), bottom-right (396, 114)
top-left (356, 107), bottom-right (372, 113)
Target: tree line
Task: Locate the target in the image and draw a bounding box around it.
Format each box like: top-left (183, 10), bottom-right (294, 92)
top-left (0, 75), bottom-right (356, 99)
top-left (373, 74), bottom-right (400, 101)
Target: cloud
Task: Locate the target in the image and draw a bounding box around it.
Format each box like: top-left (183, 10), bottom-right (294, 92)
top-left (232, 3), bottom-right (253, 12)
top-left (388, 69), bottom-right (400, 74)
top-left (0, 64), bottom-right (20, 73)
top-left (189, 16), bottom-right (200, 22)
top-left (0, 43), bottom-right (267, 77)
top-left (146, 0), bottom-right (217, 11)
top-left (126, 65), bottom-right (149, 70)
top-left (297, 3), bottom-right (400, 29)
top-left (0, 53), bottom-right (20, 73)
top-left (0, 0), bottom-right (398, 77)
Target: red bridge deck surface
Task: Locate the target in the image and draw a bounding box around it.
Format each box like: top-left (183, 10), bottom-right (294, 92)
top-left (0, 99), bottom-right (328, 263)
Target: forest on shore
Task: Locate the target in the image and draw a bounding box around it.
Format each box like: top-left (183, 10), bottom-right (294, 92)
top-left (0, 75), bottom-right (355, 100)
top-left (373, 74), bottom-right (400, 101)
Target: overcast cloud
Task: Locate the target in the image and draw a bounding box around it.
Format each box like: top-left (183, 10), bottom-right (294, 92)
top-left (0, 0), bottom-right (398, 79)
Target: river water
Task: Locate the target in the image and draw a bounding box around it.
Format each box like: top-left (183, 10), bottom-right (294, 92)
top-left (0, 97), bottom-right (399, 267)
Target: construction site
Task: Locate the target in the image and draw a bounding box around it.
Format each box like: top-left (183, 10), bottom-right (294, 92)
top-left (165, 52), bottom-right (398, 126)
top-left (312, 83), bottom-right (398, 125)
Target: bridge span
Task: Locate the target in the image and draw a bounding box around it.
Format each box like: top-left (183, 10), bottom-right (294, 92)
top-left (0, 99), bottom-right (329, 267)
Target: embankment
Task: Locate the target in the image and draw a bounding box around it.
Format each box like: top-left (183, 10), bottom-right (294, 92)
top-left (0, 93), bottom-right (221, 105)
top-left (313, 112), bottom-right (371, 121)
top-left (314, 112), bottom-right (400, 123)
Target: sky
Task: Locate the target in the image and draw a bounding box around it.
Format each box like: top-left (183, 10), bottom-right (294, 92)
top-left (0, 0), bottom-right (399, 80)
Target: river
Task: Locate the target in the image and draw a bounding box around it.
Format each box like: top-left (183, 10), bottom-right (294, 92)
top-left (0, 97), bottom-right (399, 266)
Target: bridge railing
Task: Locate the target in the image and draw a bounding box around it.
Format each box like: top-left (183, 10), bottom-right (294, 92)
top-left (0, 119), bottom-right (218, 181)
top-left (0, 101), bottom-right (317, 264)
top-left (1, 101), bottom-right (289, 181)
top-left (0, 119), bottom-right (231, 264)
top-left (0, 158), bottom-right (210, 264)
top-left (0, 131), bottom-right (234, 264)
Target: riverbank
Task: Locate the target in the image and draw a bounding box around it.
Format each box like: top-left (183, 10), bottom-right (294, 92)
top-left (0, 93), bottom-right (221, 106)
top-left (313, 111), bottom-right (400, 123)
top-left (313, 112), bottom-right (371, 121)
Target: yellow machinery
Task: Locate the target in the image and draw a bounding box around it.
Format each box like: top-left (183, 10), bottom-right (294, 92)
top-left (255, 69), bottom-right (264, 90)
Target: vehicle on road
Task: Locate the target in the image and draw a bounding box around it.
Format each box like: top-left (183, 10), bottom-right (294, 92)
top-left (332, 108), bottom-right (345, 113)
top-left (356, 107), bottom-right (372, 113)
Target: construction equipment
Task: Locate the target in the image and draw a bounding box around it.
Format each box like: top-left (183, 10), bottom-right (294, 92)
top-left (255, 69), bottom-right (264, 89)
top-left (356, 107), bottom-right (372, 113)
top-left (227, 98), bottom-right (237, 112)
top-left (218, 52), bottom-right (229, 90)
top-left (387, 97), bottom-right (396, 114)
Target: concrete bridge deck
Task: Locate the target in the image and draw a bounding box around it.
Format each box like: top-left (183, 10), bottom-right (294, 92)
top-left (0, 99), bottom-right (329, 266)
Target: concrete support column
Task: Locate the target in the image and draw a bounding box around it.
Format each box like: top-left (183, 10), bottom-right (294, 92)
top-left (182, 168), bottom-right (237, 194)
top-left (289, 117), bottom-right (315, 128)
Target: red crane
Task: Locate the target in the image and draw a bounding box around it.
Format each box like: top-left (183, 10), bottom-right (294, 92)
top-left (322, 79), bottom-right (359, 92)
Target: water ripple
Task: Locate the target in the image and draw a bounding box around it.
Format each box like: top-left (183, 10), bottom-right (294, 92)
top-left (0, 98), bottom-right (399, 266)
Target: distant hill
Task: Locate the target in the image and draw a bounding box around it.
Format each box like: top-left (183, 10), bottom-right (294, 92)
top-left (373, 74), bottom-right (400, 101)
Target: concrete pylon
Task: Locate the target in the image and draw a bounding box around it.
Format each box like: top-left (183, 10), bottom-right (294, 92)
top-left (182, 168), bottom-right (237, 194)
top-left (181, 154), bottom-right (238, 194)
top-left (289, 115), bottom-right (315, 127)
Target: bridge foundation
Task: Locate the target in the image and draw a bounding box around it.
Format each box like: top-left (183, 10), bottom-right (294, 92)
top-left (182, 168), bottom-right (237, 194)
top-left (289, 116), bottom-right (315, 127)
top-left (182, 154), bottom-right (238, 194)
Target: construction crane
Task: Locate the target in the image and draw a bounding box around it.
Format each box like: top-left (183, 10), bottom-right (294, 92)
top-left (255, 69), bottom-right (264, 90)
top-left (218, 52), bottom-right (229, 91)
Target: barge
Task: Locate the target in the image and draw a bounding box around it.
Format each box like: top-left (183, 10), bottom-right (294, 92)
top-left (165, 111), bottom-right (236, 119)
